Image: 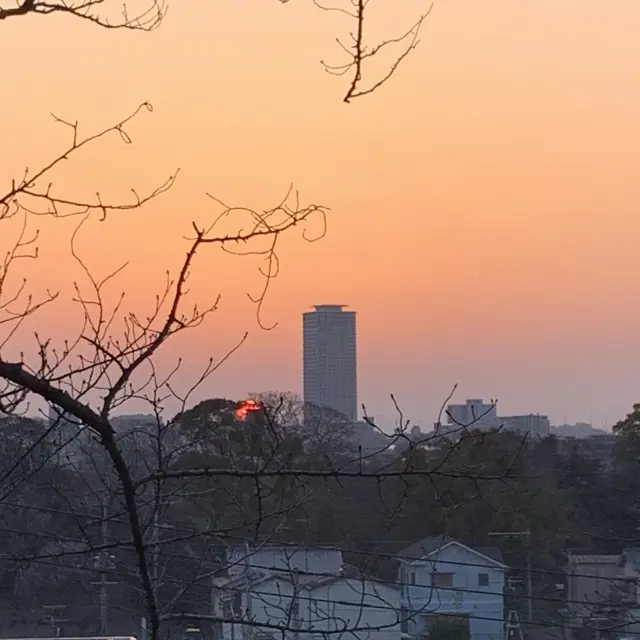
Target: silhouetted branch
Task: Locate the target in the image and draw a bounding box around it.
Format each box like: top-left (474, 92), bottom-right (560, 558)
top-left (0, 0), bottom-right (166, 30)
top-left (315, 0), bottom-right (434, 102)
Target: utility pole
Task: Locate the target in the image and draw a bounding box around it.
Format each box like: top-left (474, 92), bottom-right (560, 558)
top-left (91, 501), bottom-right (116, 634)
top-left (489, 530), bottom-right (533, 623)
top-left (211, 574), bottom-right (218, 640)
top-left (141, 616), bottom-right (149, 640)
top-left (243, 540), bottom-right (251, 640)
top-left (43, 604), bottom-right (68, 637)
top-left (526, 547), bottom-right (533, 624)
top-left (152, 508), bottom-right (158, 585)
top-left (152, 507), bottom-right (160, 600)
top-left (292, 570), bottom-right (300, 640)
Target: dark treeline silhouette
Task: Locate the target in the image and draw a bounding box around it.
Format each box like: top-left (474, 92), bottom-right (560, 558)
top-left (0, 395), bottom-right (637, 635)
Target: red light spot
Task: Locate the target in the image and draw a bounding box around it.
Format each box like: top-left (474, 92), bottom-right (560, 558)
top-left (234, 399), bottom-right (262, 421)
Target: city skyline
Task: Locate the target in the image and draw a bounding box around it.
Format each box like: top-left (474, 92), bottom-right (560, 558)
top-left (21, 300), bottom-right (621, 431)
top-left (3, 1), bottom-right (639, 636)
top-left (2, 0), bottom-right (639, 429)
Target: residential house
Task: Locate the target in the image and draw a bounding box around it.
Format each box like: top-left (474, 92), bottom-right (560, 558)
top-left (217, 544), bottom-right (401, 640)
top-left (225, 544), bottom-right (343, 581)
top-left (614, 548), bottom-right (640, 637)
top-left (397, 537), bottom-right (506, 640)
top-left (563, 552), bottom-right (640, 640)
top-left (565, 554), bottom-right (622, 622)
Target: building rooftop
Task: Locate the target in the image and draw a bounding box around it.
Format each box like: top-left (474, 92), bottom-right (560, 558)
top-left (566, 554), bottom-right (620, 565)
top-left (400, 536), bottom-right (505, 565)
top-left (311, 304), bottom-right (347, 312)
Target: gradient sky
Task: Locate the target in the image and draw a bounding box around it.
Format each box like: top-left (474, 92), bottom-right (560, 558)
top-left (2, 0), bottom-right (640, 430)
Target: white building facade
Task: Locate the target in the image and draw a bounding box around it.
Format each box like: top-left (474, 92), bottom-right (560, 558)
top-left (397, 538), bottom-right (506, 640)
top-left (218, 546), bottom-right (400, 640)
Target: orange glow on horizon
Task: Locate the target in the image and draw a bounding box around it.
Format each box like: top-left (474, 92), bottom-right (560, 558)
top-left (2, 0), bottom-right (640, 426)
top-left (234, 400), bottom-right (262, 421)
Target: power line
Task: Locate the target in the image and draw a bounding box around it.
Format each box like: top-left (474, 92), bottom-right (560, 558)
top-left (0, 517), bottom-right (631, 588)
top-left (9, 551), bottom-right (637, 639)
top-left (0, 424), bottom-right (635, 633)
top-left (3, 538), bottom-right (633, 616)
top-left (152, 582), bottom-right (638, 638)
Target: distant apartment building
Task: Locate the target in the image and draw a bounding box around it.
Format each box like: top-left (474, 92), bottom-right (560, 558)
top-left (440, 399), bottom-right (554, 442)
top-left (552, 422), bottom-right (606, 439)
top-left (111, 413), bottom-right (159, 432)
top-left (500, 413), bottom-right (550, 439)
top-left (349, 418), bottom-right (394, 456)
top-left (302, 305), bottom-right (357, 421)
top-left (46, 409), bottom-right (170, 467)
top-left (445, 399), bottom-right (499, 431)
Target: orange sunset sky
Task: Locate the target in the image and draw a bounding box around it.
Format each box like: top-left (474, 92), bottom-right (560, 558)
top-left (2, 0), bottom-right (640, 429)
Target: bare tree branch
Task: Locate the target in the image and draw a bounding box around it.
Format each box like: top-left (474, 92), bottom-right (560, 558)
top-left (0, 0), bottom-right (166, 30)
top-left (315, 0), bottom-right (435, 102)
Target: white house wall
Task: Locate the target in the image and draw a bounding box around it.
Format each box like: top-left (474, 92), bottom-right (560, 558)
top-left (307, 579), bottom-right (401, 640)
top-left (399, 544), bottom-right (504, 640)
top-left (220, 576), bottom-right (401, 640)
top-left (221, 576), bottom-right (297, 640)
top-left (251, 578), bottom-right (297, 630)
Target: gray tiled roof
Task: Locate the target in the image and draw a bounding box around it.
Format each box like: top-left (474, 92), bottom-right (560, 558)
top-left (567, 554), bottom-right (620, 565)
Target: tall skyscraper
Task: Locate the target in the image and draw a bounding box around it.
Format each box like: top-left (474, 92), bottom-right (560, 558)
top-left (302, 305), bottom-right (357, 421)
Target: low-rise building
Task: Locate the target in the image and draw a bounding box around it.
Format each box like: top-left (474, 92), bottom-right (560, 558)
top-left (397, 537), bottom-right (506, 640)
top-left (445, 400), bottom-right (499, 431)
top-left (217, 545), bottom-right (401, 640)
top-left (563, 551), bottom-right (640, 640)
top-left (500, 414), bottom-right (550, 439)
top-left (565, 553), bottom-right (622, 620)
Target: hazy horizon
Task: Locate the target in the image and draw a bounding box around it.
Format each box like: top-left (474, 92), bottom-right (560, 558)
top-left (3, 0), bottom-right (640, 430)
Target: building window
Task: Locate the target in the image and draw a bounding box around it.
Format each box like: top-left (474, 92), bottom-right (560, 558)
top-left (411, 571), bottom-right (416, 585)
top-left (431, 572), bottom-right (454, 588)
top-left (620, 578), bottom-right (637, 602)
top-left (232, 592), bottom-right (243, 618)
top-left (478, 573), bottom-right (489, 587)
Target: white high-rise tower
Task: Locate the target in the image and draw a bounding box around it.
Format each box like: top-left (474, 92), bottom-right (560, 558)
top-left (302, 305), bottom-right (357, 421)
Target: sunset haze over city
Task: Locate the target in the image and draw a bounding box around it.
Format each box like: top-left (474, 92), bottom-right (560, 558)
top-left (2, 0), bottom-right (640, 428)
